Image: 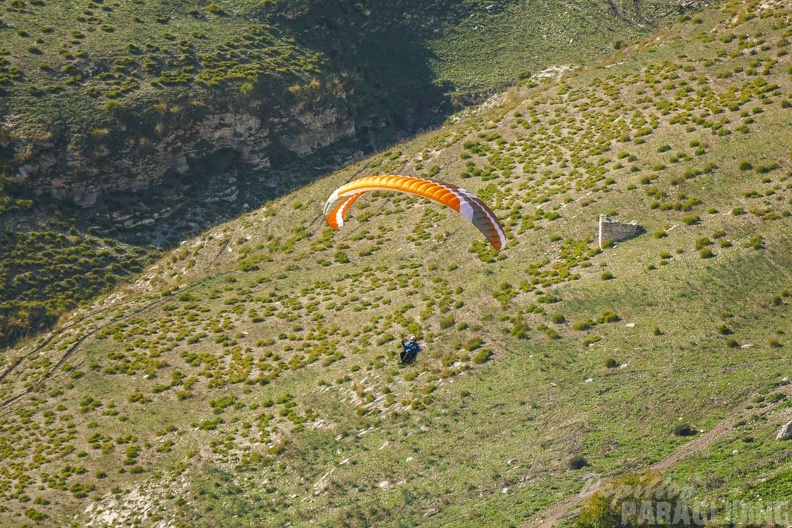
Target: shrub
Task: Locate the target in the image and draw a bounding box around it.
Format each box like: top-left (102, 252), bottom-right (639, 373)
top-left (572, 320), bottom-right (594, 331)
top-left (25, 509), bottom-right (47, 521)
top-left (551, 313), bottom-right (566, 324)
top-left (681, 215), bottom-right (700, 225)
top-left (105, 100), bottom-right (123, 114)
top-left (601, 272), bottom-right (614, 280)
top-left (238, 259), bottom-right (259, 272)
top-left (439, 315), bottom-right (455, 329)
top-left (699, 248), bottom-right (715, 259)
top-left (756, 163), bottom-right (779, 174)
top-left (583, 336), bottom-right (601, 347)
top-left (466, 337), bottom-right (484, 351)
top-left (473, 349), bottom-right (493, 364)
top-left (604, 357), bottom-right (619, 368)
top-left (695, 237), bottom-right (712, 250)
top-left (744, 234), bottom-right (764, 250)
top-left (673, 423), bottom-right (698, 436)
top-left (511, 317), bottom-right (530, 340)
top-left (568, 455), bottom-right (589, 469)
top-left (598, 311), bottom-right (620, 323)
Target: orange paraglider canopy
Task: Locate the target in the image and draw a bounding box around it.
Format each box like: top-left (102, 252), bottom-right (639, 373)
top-left (323, 175), bottom-right (506, 250)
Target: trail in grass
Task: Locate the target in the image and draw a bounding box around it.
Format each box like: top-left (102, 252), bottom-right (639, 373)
top-left (524, 383), bottom-right (792, 528)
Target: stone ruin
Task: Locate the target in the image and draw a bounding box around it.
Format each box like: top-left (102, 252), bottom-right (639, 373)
top-left (598, 214), bottom-right (645, 248)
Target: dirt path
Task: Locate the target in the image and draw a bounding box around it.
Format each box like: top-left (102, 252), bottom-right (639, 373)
top-left (524, 383), bottom-right (792, 528)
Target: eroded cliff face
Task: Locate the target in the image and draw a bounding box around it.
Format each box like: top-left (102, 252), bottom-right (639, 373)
top-left (8, 99), bottom-right (357, 208)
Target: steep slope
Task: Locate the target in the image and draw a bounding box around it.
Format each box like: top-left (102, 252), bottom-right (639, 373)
top-left (0, 0), bottom-right (696, 202)
top-left (1, 0), bottom-right (791, 526)
top-left (0, 0), bottom-right (707, 350)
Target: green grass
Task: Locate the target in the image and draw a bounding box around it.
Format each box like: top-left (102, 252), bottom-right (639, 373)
top-left (0, 0), bottom-right (701, 352)
top-left (1, 0), bottom-right (791, 525)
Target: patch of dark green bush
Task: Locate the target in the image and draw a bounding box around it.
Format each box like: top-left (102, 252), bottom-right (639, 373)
top-left (673, 423), bottom-right (698, 436)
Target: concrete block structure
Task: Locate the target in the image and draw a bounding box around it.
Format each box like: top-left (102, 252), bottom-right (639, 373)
top-left (598, 215), bottom-right (645, 248)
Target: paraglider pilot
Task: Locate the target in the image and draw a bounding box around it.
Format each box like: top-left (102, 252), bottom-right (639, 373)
top-left (399, 335), bottom-right (421, 364)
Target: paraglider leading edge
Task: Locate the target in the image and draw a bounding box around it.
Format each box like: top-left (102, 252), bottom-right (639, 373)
top-left (323, 175), bottom-right (507, 250)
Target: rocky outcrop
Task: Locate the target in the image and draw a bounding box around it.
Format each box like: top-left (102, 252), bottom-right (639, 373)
top-left (9, 96), bottom-right (357, 208)
top-left (278, 107), bottom-right (356, 156)
top-left (777, 420), bottom-right (792, 441)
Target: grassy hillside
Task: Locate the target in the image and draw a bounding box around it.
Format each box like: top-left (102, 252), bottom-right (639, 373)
top-left (0, 0), bottom-right (695, 162)
top-left (0, 0), bottom-right (701, 352)
top-left (1, 0), bottom-right (791, 526)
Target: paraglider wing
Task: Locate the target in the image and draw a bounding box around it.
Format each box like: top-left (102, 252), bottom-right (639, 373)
top-left (323, 175), bottom-right (507, 250)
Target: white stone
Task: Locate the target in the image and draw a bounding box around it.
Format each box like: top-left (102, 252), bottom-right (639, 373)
top-left (776, 420), bottom-right (792, 441)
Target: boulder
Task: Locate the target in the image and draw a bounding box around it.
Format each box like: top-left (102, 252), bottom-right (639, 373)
top-left (776, 420), bottom-right (792, 440)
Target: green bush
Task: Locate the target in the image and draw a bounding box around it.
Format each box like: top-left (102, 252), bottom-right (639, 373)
top-left (439, 315), bottom-right (455, 329)
top-left (682, 215), bottom-right (700, 225)
top-left (568, 455), bottom-right (589, 469)
top-left (572, 320), bottom-right (594, 331)
top-left (673, 423), bottom-right (698, 436)
top-left (472, 349), bottom-right (493, 364)
top-left (466, 337), bottom-right (484, 351)
top-left (695, 237), bottom-right (712, 250)
top-left (24, 508), bottom-right (47, 521)
top-left (598, 311), bottom-right (620, 323)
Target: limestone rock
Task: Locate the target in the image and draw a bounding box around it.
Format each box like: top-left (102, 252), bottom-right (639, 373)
top-left (776, 420), bottom-right (792, 441)
top-left (11, 93), bottom-right (355, 207)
